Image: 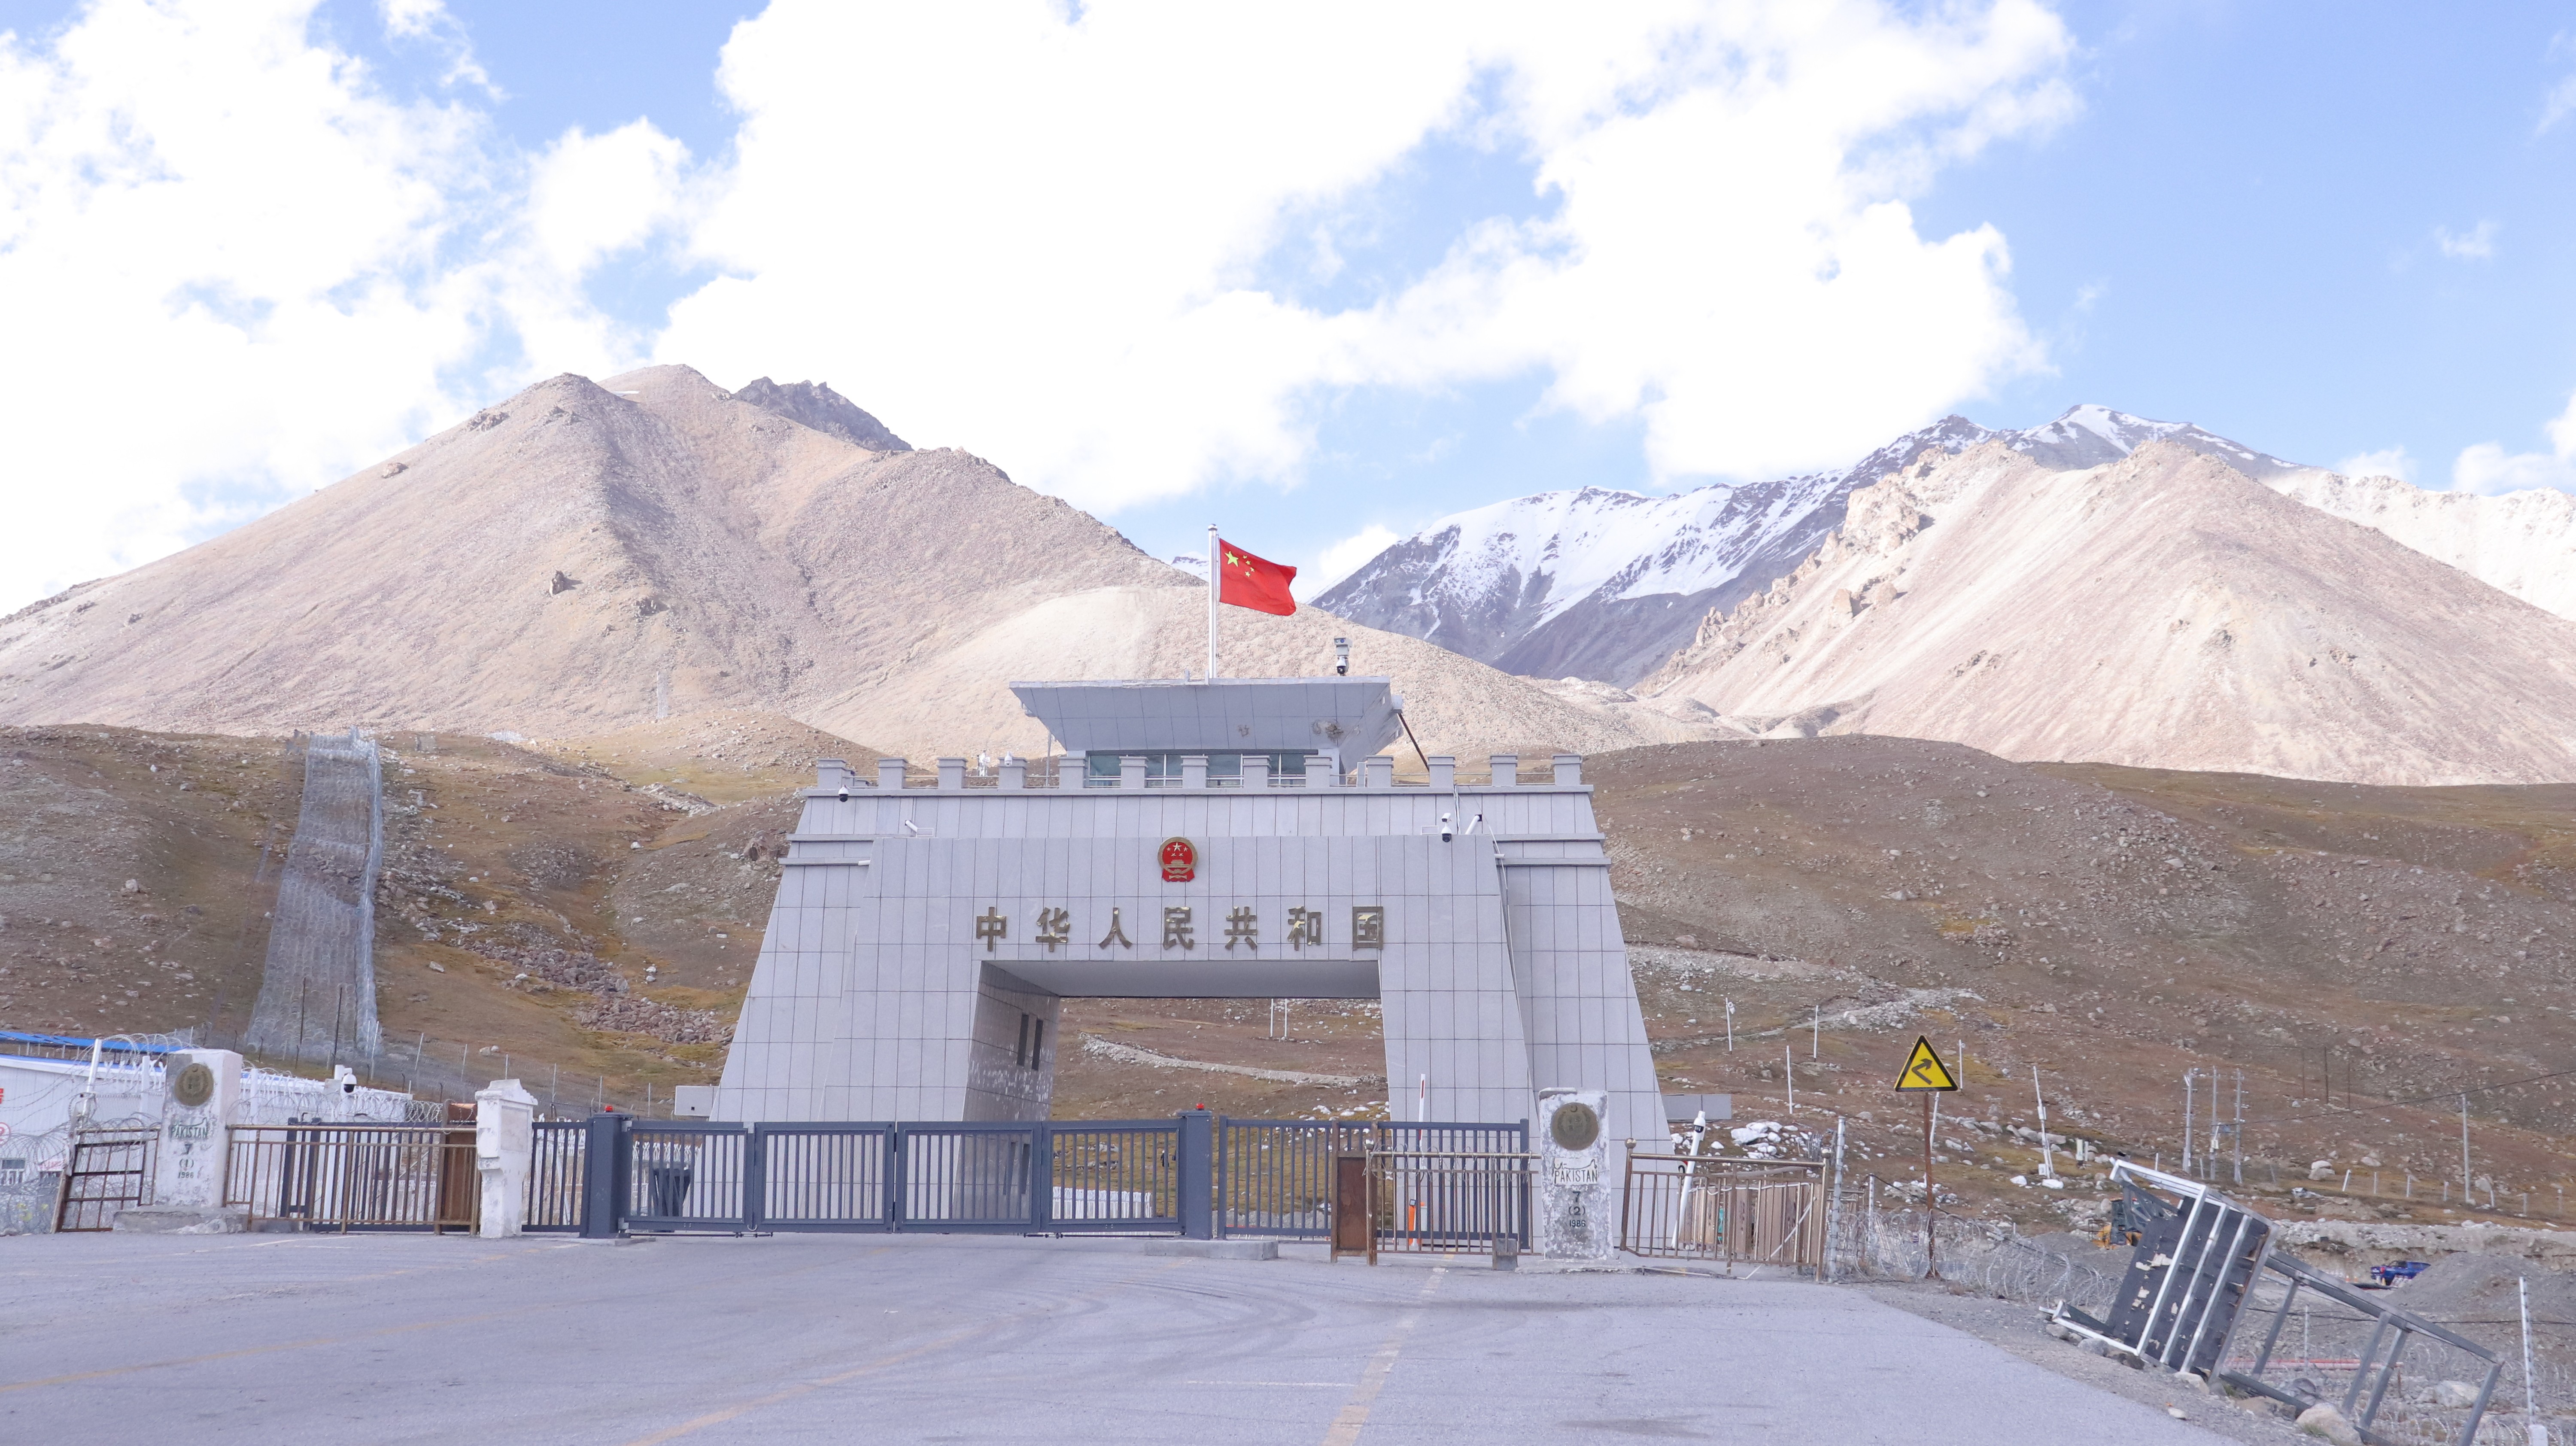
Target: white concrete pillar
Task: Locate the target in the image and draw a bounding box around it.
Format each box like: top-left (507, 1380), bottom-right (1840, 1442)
top-left (1361, 756), bottom-right (1394, 788)
top-left (1553, 754), bottom-right (1583, 787)
top-left (1428, 755), bottom-right (1455, 790)
top-left (153, 1048), bottom-right (243, 1210)
top-left (1180, 754), bottom-right (1209, 789)
top-left (878, 757), bottom-right (908, 790)
top-left (474, 1078), bottom-right (537, 1238)
top-left (1536, 1088), bottom-right (1613, 1260)
top-left (998, 759), bottom-right (1027, 790)
top-left (1489, 754), bottom-right (1520, 787)
top-left (937, 757), bottom-right (966, 790)
top-left (1240, 755), bottom-right (1269, 789)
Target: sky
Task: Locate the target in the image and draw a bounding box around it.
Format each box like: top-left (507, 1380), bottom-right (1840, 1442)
top-left (0, 0), bottom-right (2570, 614)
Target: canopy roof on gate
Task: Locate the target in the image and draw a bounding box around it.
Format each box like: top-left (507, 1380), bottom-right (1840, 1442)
top-left (1008, 677), bottom-right (1403, 762)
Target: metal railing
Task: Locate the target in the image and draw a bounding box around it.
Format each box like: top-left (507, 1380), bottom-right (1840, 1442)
top-left (755, 1123), bottom-right (892, 1231)
top-left (526, 1119), bottom-right (588, 1232)
top-left (54, 1128), bottom-right (157, 1232)
top-left (225, 1122), bottom-right (478, 1232)
top-left (1217, 1120), bottom-right (1527, 1239)
top-left (1365, 1149), bottom-right (1532, 1260)
top-left (626, 1123), bottom-right (752, 1232)
top-left (1046, 1123), bottom-right (1178, 1226)
top-left (1619, 1148), bottom-right (1826, 1270)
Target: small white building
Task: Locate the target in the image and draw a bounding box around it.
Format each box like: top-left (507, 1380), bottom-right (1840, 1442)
top-left (713, 676), bottom-right (1663, 1145)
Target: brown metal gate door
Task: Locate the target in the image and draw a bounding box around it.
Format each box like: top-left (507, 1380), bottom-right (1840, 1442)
top-left (55, 1128), bottom-right (158, 1232)
top-left (1330, 1155), bottom-right (1369, 1257)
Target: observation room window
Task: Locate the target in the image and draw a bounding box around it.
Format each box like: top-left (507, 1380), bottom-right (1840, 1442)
top-left (1084, 751), bottom-right (1314, 787)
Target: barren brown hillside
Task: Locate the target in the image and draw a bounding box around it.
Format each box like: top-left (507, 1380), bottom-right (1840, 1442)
top-left (1643, 440), bottom-right (2576, 785)
top-left (6, 723), bottom-right (2572, 1231)
top-left (0, 365), bottom-right (1704, 763)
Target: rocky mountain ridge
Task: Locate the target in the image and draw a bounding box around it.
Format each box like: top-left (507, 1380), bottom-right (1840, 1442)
top-left (0, 366), bottom-right (1706, 763)
top-left (1636, 440), bottom-right (2576, 786)
top-left (1314, 405), bottom-right (2314, 687)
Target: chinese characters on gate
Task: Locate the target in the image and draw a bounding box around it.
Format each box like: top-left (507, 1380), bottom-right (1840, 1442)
top-left (974, 904), bottom-right (1385, 954)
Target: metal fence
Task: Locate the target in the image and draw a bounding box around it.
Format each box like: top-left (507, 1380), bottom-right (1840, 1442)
top-left (225, 1123), bottom-right (477, 1232)
top-left (2215, 1251), bottom-right (2504, 1446)
top-left (527, 1120), bottom-right (588, 1231)
top-left (54, 1128), bottom-right (157, 1232)
top-left (1366, 1150), bottom-right (1532, 1260)
top-left (626, 1123), bottom-right (753, 1232)
top-left (755, 1123), bottom-right (891, 1232)
top-left (1216, 1119), bottom-right (1527, 1239)
top-left (1619, 1149), bottom-right (1826, 1270)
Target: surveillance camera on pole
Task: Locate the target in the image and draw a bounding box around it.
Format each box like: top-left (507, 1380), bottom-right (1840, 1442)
top-left (1333, 637), bottom-right (1350, 676)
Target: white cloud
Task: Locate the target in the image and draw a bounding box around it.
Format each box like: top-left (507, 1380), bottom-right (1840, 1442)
top-left (2335, 447), bottom-right (2416, 483)
top-left (1300, 525), bottom-right (1403, 601)
top-left (2543, 72), bottom-right (2576, 133)
top-left (0, 0), bottom-right (685, 611)
top-left (0, 0), bottom-right (2078, 611)
top-left (2434, 221), bottom-right (2497, 260)
top-left (2450, 392), bottom-right (2576, 495)
top-left (663, 0), bottom-right (2075, 504)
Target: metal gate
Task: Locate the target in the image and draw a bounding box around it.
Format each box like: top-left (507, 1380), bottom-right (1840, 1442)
top-left (226, 1123), bottom-right (480, 1232)
top-left (55, 1128), bottom-right (157, 1232)
top-left (1216, 1119), bottom-right (1527, 1240)
top-left (1617, 1148), bottom-right (1826, 1270)
top-left (526, 1114), bottom-right (1520, 1238)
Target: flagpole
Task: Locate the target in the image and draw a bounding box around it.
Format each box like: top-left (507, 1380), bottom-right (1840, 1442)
top-left (1206, 523), bottom-right (1219, 683)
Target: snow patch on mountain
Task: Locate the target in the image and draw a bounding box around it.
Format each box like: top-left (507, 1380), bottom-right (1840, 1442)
top-left (1318, 406), bottom-right (2306, 686)
top-left (2262, 470), bottom-right (2576, 621)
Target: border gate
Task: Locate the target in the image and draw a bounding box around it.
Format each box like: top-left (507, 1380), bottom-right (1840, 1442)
top-left (526, 1114), bottom-right (1526, 1242)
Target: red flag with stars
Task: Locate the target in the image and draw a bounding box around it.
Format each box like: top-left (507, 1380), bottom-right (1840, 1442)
top-left (1217, 538), bottom-right (1297, 616)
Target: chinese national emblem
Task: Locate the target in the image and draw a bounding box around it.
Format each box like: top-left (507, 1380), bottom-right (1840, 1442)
top-left (1158, 836), bottom-right (1198, 883)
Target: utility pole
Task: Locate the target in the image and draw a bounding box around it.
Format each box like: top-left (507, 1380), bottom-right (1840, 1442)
top-left (1812, 1003), bottom-right (1820, 1059)
top-left (2032, 1064), bottom-right (2053, 1179)
top-left (2462, 1094), bottom-right (2474, 1206)
top-left (1725, 999), bottom-right (1734, 1052)
top-left (1785, 1044), bottom-right (1795, 1113)
top-left (2232, 1069), bottom-right (2245, 1186)
top-left (2183, 1070), bottom-right (2196, 1176)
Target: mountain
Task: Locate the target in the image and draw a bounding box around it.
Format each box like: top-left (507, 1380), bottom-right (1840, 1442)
top-left (0, 366), bottom-right (1707, 762)
top-left (2262, 469), bottom-right (2576, 622)
top-left (1635, 440), bottom-right (2576, 786)
top-left (1314, 406), bottom-right (2311, 687)
top-left (725, 377), bottom-right (912, 453)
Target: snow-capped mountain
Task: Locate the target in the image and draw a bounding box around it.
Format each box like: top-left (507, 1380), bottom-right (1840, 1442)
top-left (1313, 406), bottom-right (2311, 685)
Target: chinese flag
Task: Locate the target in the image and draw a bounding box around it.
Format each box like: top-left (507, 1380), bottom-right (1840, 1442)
top-left (1217, 538), bottom-right (1297, 616)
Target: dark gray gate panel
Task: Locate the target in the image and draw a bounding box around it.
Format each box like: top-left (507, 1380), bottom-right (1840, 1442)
top-left (1045, 1123), bottom-right (1181, 1233)
top-left (754, 1123), bottom-right (894, 1231)
top-left (625, 1122), bottom-right (750, 1233)
top-left (526, 1120), bottom-right (587, 1233)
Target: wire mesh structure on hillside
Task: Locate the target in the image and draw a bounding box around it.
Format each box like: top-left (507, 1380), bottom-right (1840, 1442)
top-left (245, 730), bottom-right (385, 1065)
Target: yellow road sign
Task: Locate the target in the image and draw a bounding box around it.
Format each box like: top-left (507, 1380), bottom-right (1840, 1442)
top-left (1894, 1036), bottom-right (1959, 1091)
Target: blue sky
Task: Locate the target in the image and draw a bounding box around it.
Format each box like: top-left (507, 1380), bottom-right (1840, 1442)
top-left (1, 1), bottom-right (2570, 609)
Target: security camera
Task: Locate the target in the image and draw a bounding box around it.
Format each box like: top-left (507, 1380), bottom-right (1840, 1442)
top-left (1333, 637), bottom-right (1350, 676)
top-left (1439, 813), bottom-right (1454, 843)
top-left (836, 787), bottom-right (849, 801)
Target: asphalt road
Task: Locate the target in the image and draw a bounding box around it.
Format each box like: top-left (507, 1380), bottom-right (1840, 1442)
top-left (1, 1231), bottom-right (2233, 1444)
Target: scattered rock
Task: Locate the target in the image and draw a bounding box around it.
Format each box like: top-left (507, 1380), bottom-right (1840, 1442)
top-left (2433, 1380), bottom-right (2482, 1409)
top-left (2295, 1402), bottom-right (2360, 1445)
top-left (549, 571), bottom-right (580, 595)
top-left (379, 461), bottom-right (407, 478)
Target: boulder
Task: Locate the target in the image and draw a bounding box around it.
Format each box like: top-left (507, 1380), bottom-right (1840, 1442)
top-left (2296, 1403), bottom-right (2361, 1445)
